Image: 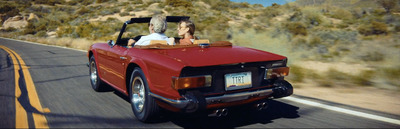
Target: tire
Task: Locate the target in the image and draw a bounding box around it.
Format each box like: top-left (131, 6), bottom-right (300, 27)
top-left (129, 68), bottom-right (160, 122)
top-left (89, 56), bottom-right (105, 91)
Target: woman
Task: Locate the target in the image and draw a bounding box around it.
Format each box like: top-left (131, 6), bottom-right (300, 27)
top-left (177, 20), bottom-right (195, 45)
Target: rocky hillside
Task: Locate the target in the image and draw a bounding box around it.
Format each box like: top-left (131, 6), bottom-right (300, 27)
top-left (1, 0), bottom-right (400, 90)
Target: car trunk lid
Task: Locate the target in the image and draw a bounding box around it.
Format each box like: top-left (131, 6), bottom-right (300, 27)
top-left (148, 45), bottom-right (287, 67)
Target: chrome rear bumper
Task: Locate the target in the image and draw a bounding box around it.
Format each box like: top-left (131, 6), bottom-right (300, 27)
top-left (149, 92), bottom-right (192, 109)
top-left (205, 89), bottom-right (273, 104)
top-left (149, 80), bottom-right (293, 112)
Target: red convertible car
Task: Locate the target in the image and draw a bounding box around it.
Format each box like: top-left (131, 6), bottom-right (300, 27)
top-left (88, 16), bottom-right (293, 122)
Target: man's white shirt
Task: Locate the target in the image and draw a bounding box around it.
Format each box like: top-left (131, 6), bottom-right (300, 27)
top-left (135, 33), bottom-right (169, 46)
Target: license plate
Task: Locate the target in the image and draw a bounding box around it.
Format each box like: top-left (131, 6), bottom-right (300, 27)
top-left (225, 72), bottom-right (252, 91)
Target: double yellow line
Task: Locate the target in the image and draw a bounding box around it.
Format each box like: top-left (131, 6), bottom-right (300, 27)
top-left (0, 45), bottom-right (49, 128)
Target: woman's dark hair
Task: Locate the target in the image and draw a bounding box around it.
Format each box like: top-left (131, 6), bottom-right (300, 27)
top-left (179, 20), bottom-right (195, 35)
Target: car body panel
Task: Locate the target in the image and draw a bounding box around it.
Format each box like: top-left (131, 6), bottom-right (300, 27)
top-left (133, 45), bottom-right (287, 67)
top-left (90, 43), bottom-right (288, 99)
top-left (88, 16), bottom-right (293, 117)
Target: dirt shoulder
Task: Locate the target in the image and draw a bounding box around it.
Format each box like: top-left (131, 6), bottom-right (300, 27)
top-left (293, 81), bottom-right (400, 115)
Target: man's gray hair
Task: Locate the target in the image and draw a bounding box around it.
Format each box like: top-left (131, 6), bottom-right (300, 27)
top-left (150, 15), bottom-right (167, 33)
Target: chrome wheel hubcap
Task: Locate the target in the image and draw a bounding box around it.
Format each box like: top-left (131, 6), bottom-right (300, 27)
top-left (90, 62), bottom-right (97, 85)
top-left (132, 77), bottom-right (145, 112)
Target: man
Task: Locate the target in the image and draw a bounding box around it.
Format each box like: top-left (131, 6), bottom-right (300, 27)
top-left (128, 15), bottom-right (169, 46)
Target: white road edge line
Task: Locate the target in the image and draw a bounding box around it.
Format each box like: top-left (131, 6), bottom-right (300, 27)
top-left (282, 96), bottom-right (400, 125)
top-left (4, 37), bottom-right (400, 125)
top-left (0, 37), bottom-right (87, 52)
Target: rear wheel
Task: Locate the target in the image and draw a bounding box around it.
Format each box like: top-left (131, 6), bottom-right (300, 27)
top-left (129, 68), bottom-right (160, 122)
top-left (89, 56), bottom-right (105, 91)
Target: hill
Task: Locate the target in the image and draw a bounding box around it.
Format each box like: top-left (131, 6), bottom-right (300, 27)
top-left (1, 0), bottom-right (400, 91)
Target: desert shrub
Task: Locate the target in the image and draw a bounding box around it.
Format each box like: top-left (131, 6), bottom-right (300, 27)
top-left (25, 5), bottom-right (52, 17)
top-left (76, 7), bottom-right (90, 15)
top-left (316, 79), bottom-right (334, 87)
top-left (315, 30), bottom-right (358, 44)
top-left (323, 68), bottom-right (364, 87)
top-left (132, 0), bottom-right (143, 4)
top-left (336, 23), bottom-right (349, 29)
top-left (67, 0), bottom-right (94, 5)
top-left (75, 22), bottom-right (94, 38)
top-left (125, 5), bottom-right (134, 12)
top-left (230, 2), bottom-right (250, 9)
top-left (34, 0), bottom-right (65, 5)
top-left (351, 7), bottom-right (364, 19)
top-left (284, 22), bottom-right (307, 36)
top-left (119, 12), bottom-right (129, 16)
top-left (371, 21), bottom-right (388, 34)
top-left (358, 21), bottom-right (388, 36)
top-left (330, 8), bottom-right (353, 20)
top-left (326, 68), bottom-right (349, 80)
top-left (166, 0), bottom-right (193, 8)
top-left (305, 11), bottom-right (323, 26)
top-left (99, 8), bottom-right (120, 15)
top-left (96, 0), bottom-right (109, 3)
top-left (23, 19), bottom-right (48, 35)
top-left (381, 66), bottom-right (400, 86)
top-left (395, 25), bottom-right (400, 32)
top-left (81, 0), bottom-right (95, 5)
top-left (0, 3), bottom-right (20, 21)
top-left (289, 11), bottom-right (303, 22)
top-left (372, 8), bottom-right (387, 16)
top-left (287, 65), bottom-right (305, 83)
top-left (308, 36), bottom-right (321, 47)
top-left (35, 31), bottom-right (47, 37)
top-left (57, 25), bottom-right (74, 37)
top-left (352, 70), bottom-right (375, 86)
top-left (292, 36), bottom-right (308, 46)
top-left (377, 0), bottom-right (397, 14)
top-left (66, 18), bottom-right (122, 40)
top-left (4, 27), bottom-right (17, 32)
top-left (245, 14), bottom-right (253, 19)
top-left (359, 51), bottom-right (385, 62)
top-left (300, 7), bottom-right (324, 26)
top-left (0, 3), bottom-right (18, 14)
top-left (207, 1), bottom-right (230, 13)
top-left (358, 24), bottom-right (373, 36)
top-left (23, 22), bottom-right (36, 35)
top-left (262, 6), bottom-right (282, 18)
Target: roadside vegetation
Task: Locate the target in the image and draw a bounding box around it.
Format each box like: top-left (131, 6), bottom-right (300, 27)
top-left (1, 0), bottom-right (399, 90)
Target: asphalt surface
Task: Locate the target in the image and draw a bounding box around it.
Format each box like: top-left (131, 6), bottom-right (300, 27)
top-left (0, 37), bottom-right (399, 128)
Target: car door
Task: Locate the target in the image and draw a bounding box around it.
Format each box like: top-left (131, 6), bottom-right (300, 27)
top-left (101, 45), bottom-right (129, 91)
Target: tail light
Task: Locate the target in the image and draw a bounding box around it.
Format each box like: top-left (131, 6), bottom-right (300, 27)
top-left (172, 75), bottom-right (212, 90)
top-left (265, 67), bottom-right (290, 79)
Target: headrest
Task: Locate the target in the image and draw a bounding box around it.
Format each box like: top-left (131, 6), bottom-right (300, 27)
top-left (149, 40), bottom-right (168, 45)
top-left (193, 39), bottom-right (210, 44)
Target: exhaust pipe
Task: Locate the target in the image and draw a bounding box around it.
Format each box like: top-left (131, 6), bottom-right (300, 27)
top-left (208, 108), bottom-right (228, 117)
top-left (221, 108), bottom-right (228, 116)
top-left (255, 102), bottom-right (268, 111)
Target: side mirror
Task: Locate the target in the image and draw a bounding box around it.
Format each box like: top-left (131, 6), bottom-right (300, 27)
top-left (108, 40), bottom-right (116, 47)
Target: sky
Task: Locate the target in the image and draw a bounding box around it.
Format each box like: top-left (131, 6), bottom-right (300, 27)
top-left (230, 0), bottom-right (296, 7)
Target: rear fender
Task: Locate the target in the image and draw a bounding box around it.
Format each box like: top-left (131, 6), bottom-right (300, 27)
top-left (128, 57), bottom-right (183, 100)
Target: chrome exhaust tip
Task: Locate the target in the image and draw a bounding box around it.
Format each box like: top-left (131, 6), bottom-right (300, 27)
top-left (221, 108), bottom-right (228, 116)
top-left (256, 102), bottom-right (268, 111)
top-left (208, 108), bottom-right (228, 117)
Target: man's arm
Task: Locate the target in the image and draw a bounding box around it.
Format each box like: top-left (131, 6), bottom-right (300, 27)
top-left (127, 39), bottom-right (136, 48)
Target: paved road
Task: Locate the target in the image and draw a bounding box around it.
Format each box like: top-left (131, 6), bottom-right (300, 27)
top-left (1, 37), bottom-right (399, 128)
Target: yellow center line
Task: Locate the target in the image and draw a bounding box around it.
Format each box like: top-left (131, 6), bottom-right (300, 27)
top-left (1, 46), bottom-right (29, 128)
top-left (0, 45), bottom-right (49, 128)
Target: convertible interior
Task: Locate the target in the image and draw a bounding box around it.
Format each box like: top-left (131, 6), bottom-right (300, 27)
top-left (114, 16), bottom-right (219, 48)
